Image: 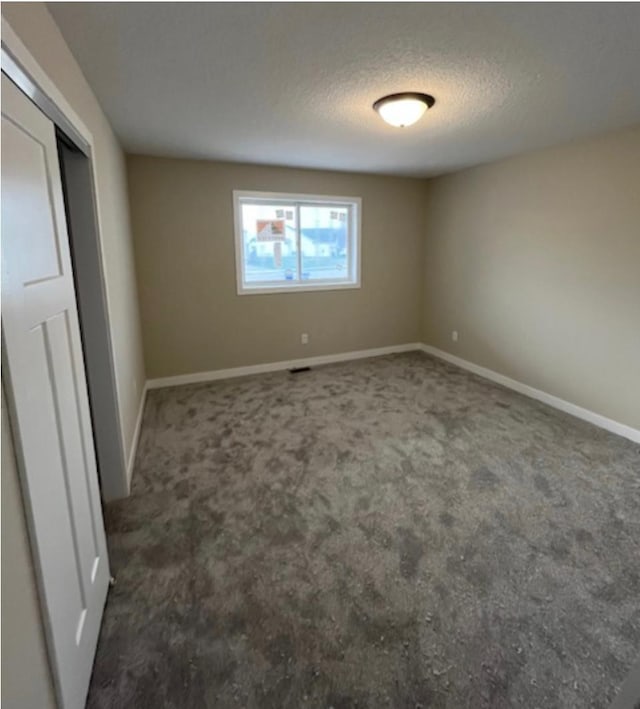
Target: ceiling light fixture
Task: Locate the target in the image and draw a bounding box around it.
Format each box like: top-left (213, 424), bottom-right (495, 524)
top-left (373, 92), bottom-right (436, 128)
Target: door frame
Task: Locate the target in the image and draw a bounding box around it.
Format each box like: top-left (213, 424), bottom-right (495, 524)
top-left (1, 18), bottom-right (128, 501)
top-left (1, 21), bottom-right (127, 705)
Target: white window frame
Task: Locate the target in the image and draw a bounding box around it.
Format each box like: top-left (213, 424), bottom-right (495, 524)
top-left (233, 190), bottom-right (362, 295)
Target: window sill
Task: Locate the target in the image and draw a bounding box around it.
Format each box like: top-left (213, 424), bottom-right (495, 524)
top-left (237, 281), bottom-right (361, 296)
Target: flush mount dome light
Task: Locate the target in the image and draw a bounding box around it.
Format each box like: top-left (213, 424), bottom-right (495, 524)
top-left (373, 92), bottom-right (436, 127)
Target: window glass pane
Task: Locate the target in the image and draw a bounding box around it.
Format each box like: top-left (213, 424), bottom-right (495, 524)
top-left (234, 193), bottom-right (358, 293)
top-left (241, 202), bottom-right (298, 283)
top-left (299, 205), bottom-right (349, 281)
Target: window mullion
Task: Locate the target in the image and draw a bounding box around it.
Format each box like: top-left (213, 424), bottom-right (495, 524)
top-left (346, 204), bottom-right (352, 280)
top-left (295, 202), bottom-right (302, 282)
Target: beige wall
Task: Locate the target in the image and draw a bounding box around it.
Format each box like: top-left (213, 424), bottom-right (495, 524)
top-left (127, 156), bottom-right (425, 379)
top-left (1, 388), bottom-right (57, 709)
top-left (2, 3), bottom-right (146, 476)
top-left (423, 126), bottom-right (640, 429)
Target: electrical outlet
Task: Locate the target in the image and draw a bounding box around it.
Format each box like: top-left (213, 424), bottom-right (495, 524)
top-left (451, 330), bottom-right (459, 342)
top-left (301, 333), bottom-right (309, 345)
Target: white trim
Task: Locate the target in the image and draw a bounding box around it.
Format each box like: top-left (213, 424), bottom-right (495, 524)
top-left (1, 19), bottom-right (93, 144)
top-left (2, 41), bottom-right (90, 154)
top-left (233, 190), bottom-right (362, 205)
top-left (2, 27), bottom-right (118, 709)
top-left (3, 17), bottom-right (130, 498)
top-left (232, 281), bottom-right (361, 296)
top-left (146, 341), bottom-right (639, 444)
top-left (232, 190), bottom-right (361, 296)
top-left (126, 383), bottom-right (149, 489)
top-left (419, 344), bottom-right (640, 444)
top-left (147, 343), bottom-right (421, 390)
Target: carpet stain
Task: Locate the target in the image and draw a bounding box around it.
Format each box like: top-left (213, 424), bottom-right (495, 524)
top-left (470, 466), bottom-right (500, 491)
top-left (397, 527), bottom-right (424, 579)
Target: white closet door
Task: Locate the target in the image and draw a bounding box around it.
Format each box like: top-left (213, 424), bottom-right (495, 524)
top-left (1, 73), bottom-right (110, 709)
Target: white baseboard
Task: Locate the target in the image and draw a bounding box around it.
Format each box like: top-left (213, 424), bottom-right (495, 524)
top-left (146, 343), bottom-right (422, 390)
top-left (126, 383), bottom-right (149, 489)
top-left (419, 344), bottom-right (640, 444)
top-left (141, 341), bottom-right (638, 445)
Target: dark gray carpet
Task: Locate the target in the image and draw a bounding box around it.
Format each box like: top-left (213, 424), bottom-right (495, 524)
top-left (88, 352), bottom-right (640, 708)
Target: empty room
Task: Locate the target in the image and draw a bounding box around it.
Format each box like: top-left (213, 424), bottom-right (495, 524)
top-left (1, 2), bottom-right (639, 708)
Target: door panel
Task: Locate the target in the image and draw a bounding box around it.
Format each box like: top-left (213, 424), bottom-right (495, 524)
top-left (3, 116), bottom-right (63, 282)
top-left (1, 73), bottom-right (109, 709)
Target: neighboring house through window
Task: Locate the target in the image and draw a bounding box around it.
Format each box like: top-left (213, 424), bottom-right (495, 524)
top-left (233, 190), bottom-right (361, 294)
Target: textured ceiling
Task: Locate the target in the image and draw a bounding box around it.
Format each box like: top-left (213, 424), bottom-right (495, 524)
top-left (48, 2), bottom-right (640, 177)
